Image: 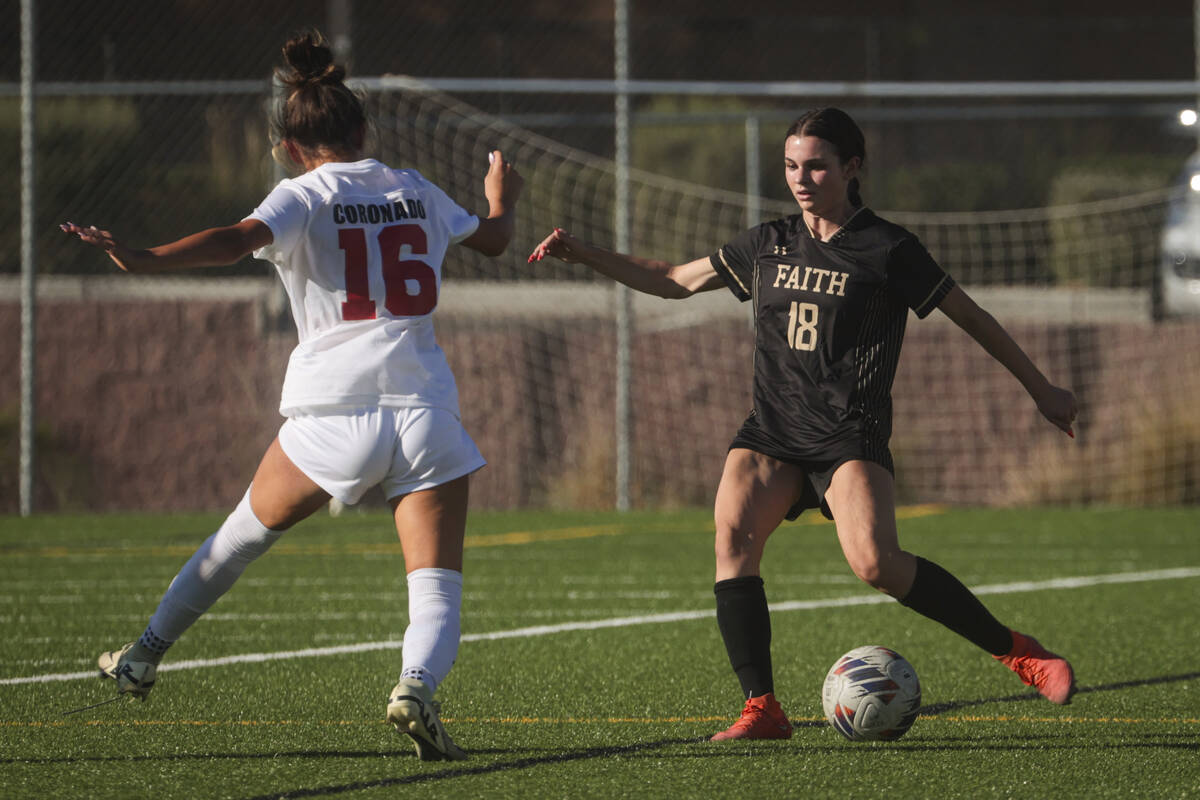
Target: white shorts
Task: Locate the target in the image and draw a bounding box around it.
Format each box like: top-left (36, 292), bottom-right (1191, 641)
top-left (277, 406), bottom-right (486, 505)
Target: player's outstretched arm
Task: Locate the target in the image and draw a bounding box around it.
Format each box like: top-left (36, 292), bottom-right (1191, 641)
top-left (60, 219), bottom-right (272, 274)
top-left (528, 227), bottom-right (724, 299)
top-left (937, 284), bottom-right (1077, 437)
top-left (462, 150), bottom-right (523, 256)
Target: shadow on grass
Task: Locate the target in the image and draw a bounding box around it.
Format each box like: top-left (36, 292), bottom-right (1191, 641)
top-left (809, 732), bottom-right (1200, 755)
top-left (651, 735), bottom-right (1199, 759)
top-left (3, 749), bottom-right (445, 765)
top-left (238, 737), bottom-right (710, 799)
top-left (6, 671), bottom-right (1196, 794)
top-left (625, 733), bottom-right (1199, 759)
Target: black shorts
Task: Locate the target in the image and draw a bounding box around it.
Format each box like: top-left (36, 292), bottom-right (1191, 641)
top-left (728, 412), bottom-right (894, 521)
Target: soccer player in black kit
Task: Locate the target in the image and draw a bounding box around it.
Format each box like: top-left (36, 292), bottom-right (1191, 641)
top-left (529, 107), bottom-right (1077, 741)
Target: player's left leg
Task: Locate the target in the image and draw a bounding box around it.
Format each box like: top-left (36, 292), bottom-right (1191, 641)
top-left (825, 460), bottom-right (1074, 704)
top-left (100, 437), bottom-right (330, 699)
top-left (386, 475), bottom-right (470, 761)
top-left (824, 460), bottom-right (917, 597)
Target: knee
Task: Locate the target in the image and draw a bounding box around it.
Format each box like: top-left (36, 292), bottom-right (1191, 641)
top-left (228, 527), bottom-right (283, 561)
top-left (220, 491), bottom-right (283, 560)
top-left (845, 550), bottom-right (910, 596)
top-left (846, 552), bottom-right (886, 590)
top-left (713, 520), bottom-right (759, 566)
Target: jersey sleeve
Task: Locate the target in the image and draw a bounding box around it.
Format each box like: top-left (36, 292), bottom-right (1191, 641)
top-left (887, 237), bottom-right (956, 319)
top-left (424, 182), bottom-right (480, 244)
top-left (709, 225), bottom-right (765, 302)
top-left (244, 180), bottom-right (312, 263)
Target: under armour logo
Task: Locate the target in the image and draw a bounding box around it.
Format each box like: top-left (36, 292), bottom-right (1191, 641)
top-left (421, 707), bottom-right (439, 742)
top-left (116, 663), bottom-right (152, 689)
top-left (773, 245), bottom-right (789, 255)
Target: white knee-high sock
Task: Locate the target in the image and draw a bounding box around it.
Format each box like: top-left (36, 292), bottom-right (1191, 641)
top-left (144, 489), bottom-right (281, 646)
top-left (400, 568), bottom-right (463, 693)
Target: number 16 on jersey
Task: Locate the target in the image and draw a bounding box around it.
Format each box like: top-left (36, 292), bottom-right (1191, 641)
top-left (338, 222), bottom-right (438, 320)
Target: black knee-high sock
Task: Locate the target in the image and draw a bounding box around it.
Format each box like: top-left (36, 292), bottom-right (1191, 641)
top-left (900, 556), bottom-right (1014, 656)
top-left (714, 576), bottom-right (774, 698)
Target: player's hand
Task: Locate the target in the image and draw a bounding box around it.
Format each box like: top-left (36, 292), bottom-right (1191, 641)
top-left (59, 222), bottom-right (144, 273)
top-left (528, 227), bottom-right (585, 264)
top-left (484, 150), bottom-right (522, 210)
top-left (1036, 383), bottom-right (1077, 438)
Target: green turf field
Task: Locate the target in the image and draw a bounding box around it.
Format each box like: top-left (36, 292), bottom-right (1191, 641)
top-left (1, 507), bottom-right (1198, 798)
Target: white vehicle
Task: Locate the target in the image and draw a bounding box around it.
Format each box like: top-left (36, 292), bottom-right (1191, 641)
top-left (1155, 150), bottom-right (1200, 319)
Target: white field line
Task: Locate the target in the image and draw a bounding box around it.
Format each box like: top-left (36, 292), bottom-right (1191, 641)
top-left (4, 566), bottom-right (1198, 687)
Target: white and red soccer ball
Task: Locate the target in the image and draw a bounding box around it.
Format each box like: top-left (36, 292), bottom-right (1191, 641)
top-left (822, 645), bottom-right (922, 741)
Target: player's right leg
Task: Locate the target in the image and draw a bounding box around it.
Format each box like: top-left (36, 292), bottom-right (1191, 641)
top-left (379, 406), bottom-right (483, 760)
top-left (99, 436), bottom-right (330, 700)
top-left (709, 448), bottom-right (805, 741)
top-left (386, 474), bottom-right (472, 761)
top-left (825, 460), bottom-right (1075, 704)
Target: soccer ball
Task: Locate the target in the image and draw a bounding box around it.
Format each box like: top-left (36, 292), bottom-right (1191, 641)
top-left (822, 645), bottom-right (922, 742)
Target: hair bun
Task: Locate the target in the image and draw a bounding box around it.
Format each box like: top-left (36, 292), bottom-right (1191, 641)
top-left (280, 31), bottom-right (345, 87)
top-left (271, 29), bottom-right (366, 152)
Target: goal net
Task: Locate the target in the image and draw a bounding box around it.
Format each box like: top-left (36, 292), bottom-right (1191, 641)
top-left (12, 83), bottom-right (1198, 512)
top-left (366, 83), bottom-right (1199, 509)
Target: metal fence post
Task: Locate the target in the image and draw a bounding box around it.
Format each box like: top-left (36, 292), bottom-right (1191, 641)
top-left (613, 0), bottom-right (632, 511)
top-left (19, 0), bottom-right (37, 516)
top-left (745, 114), bottom-right (761, 228)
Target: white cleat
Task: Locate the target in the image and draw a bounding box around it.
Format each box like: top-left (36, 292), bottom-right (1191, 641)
top-left (386, 678), bottom-right (467, 761)
top-left (97, 643), bottom-right (157, 701)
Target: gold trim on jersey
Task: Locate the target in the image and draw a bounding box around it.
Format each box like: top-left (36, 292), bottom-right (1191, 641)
top-left (715, 248), bottom-right (750, 296)
top-left (915, 273), bottom-right (953, 315)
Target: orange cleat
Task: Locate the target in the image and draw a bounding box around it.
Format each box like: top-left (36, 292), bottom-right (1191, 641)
top-left (995, 630), bottom-right (1076, 705)
top-left (710, 693), bottom-right (794, 741)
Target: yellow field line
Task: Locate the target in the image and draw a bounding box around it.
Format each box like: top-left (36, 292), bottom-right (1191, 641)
top-left (7, 711), bottom-right (1198, 728)
top-left (0, 527), bottom-right (628, 558)
top-left (464, 525), bottom-right (630, 547)
top-left (1, 506), bottom-right (947, 559)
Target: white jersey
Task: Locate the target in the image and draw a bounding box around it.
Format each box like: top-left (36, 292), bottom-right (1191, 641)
top-left (246, 159), bottom-right (479, 417)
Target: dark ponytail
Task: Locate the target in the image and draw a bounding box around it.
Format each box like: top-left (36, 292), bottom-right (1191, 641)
top-left (785, 108), bottom-right (866, 207)
top-left (271, 30), bottom-right (366, 153)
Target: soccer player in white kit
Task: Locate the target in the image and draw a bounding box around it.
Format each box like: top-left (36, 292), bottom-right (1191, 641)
top-left (60, 31), bottom-right (522, 762)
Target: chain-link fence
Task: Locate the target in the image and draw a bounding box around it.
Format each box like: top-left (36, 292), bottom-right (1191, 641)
top-left (5, 1), bottom-right (1199, 282)
top-left (6, 2), bottom-right (1200, 512)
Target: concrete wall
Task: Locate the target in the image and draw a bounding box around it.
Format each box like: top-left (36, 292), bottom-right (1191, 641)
top-left (4, 295), bottom-right (1198, 512)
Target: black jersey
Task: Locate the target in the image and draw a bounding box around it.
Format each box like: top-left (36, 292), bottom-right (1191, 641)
top-left (709, 208), bottom-right (954, 459)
